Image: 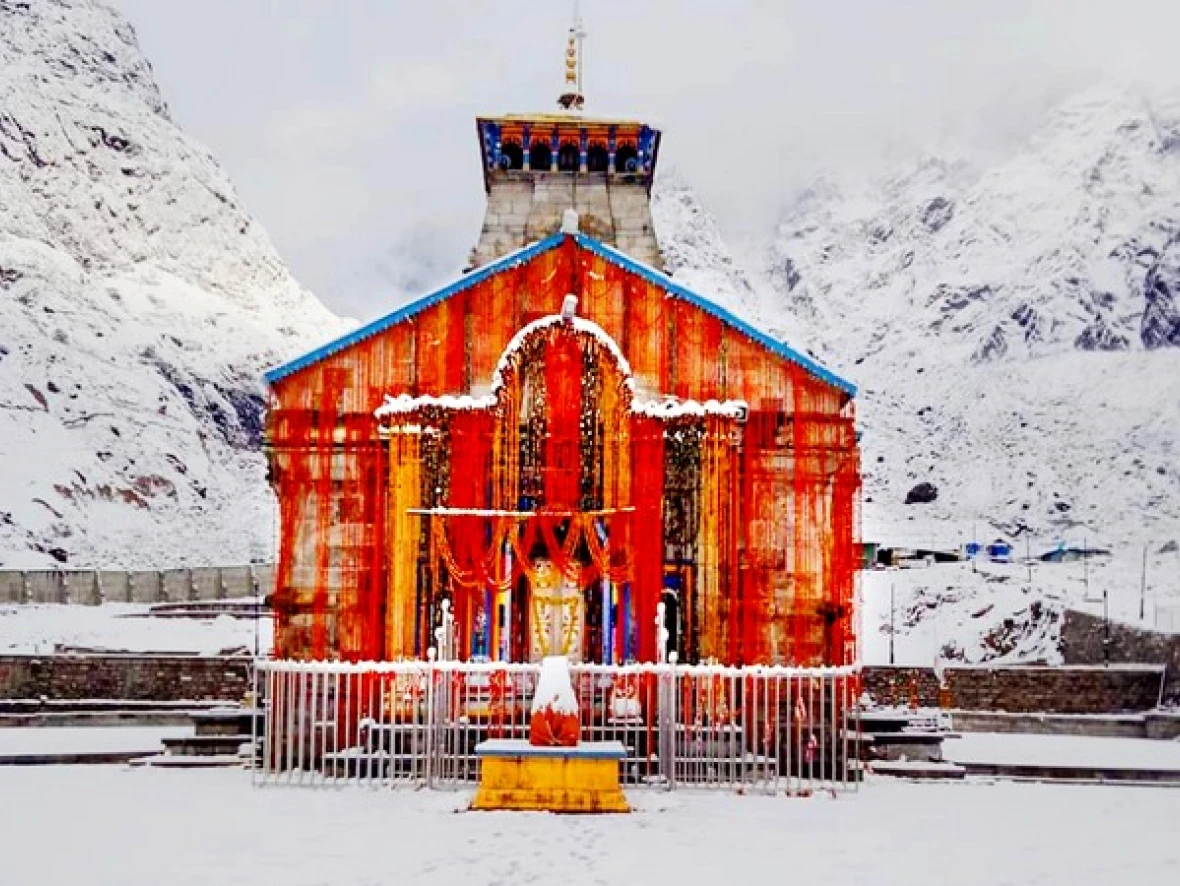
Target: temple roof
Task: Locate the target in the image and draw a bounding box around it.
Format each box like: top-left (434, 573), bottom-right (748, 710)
top-left (480, 112), bottom-right (652, 127)
top-left (264, 232), bottom-right (856, 397)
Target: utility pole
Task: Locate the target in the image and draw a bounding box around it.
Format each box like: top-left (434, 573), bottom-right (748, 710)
top-left (1025, 533), bottom-right (1033, 593)
top-left (1083, 535), bottom-right (1090, 598)
top-left (1103, 583), bottom-right (1110, 667)
top-left (1140, 542), bottom-right (1148, 622)
top-left (971, 522), bottom-right (977, 573)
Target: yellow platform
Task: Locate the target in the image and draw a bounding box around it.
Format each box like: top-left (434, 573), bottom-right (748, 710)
top-left (470, 739), bottom-right (630, 813)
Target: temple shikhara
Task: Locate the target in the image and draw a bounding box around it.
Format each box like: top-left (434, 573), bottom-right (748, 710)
top-left (263, 19), bottom-right (861, 669)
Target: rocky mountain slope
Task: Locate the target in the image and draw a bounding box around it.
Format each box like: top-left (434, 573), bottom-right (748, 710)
top-left (753, 87), bottom-right (1180, 662)
top-left (3, 2), bottom-right (1175, 665)
top-left (0, 0), bottom-right (343, 568)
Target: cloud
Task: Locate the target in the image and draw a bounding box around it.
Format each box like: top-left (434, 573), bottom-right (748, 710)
top-left (116, 0), bottom-right (1180, 320)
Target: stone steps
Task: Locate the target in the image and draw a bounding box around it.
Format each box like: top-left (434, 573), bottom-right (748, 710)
top-left (0, 750), bottom-right (159, 766)
top-left (0, 699), bottom-right (231, 715)
top-left (950, 709), bottom-right (1180, 740)
top-left (960, 761), bottom-right (1180, 785)
top-left (129, 753), bottom-right (245, 769)
top-left (870, 760), bottom-right (967, 780)
top-left (160, 734), bottom-right (252, 757)
top-left (191, 708), bottom-right (262, 737)
top-left (0, 710), bottom-right (203, 728)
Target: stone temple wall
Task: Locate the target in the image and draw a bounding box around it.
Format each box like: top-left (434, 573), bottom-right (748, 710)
top-left (471, 172), bottom-right (661, 269)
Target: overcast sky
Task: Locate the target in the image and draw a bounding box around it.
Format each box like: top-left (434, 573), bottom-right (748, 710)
top-left (114, 0), bottom-right (1180, 321)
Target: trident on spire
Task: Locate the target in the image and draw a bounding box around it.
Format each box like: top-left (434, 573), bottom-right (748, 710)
top-left (557, 1), bottom-right (587, 111)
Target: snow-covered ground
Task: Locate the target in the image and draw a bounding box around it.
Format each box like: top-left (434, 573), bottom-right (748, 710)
top-left (0, 726), bottom-right (190, 755)
top-left (0, 602), bottom-right (272, 655)
top-left (944, 732), bottom-right (1180, 770)
top-left (0, 768), bottom-right (1177, 885)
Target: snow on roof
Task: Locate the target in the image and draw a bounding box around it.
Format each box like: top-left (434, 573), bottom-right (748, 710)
top-left (265, 232), bottom-right (855, 397)
top-left (633, 398), bottom-right (748, 420)
top-left (375, 393), bottom-right (494, 419)
top-left (490, 313), bottom-right (634, 392)
top-left (375, 316), bottom-right (748, 425)
top-left (377, 390), bottom-right (748, 425)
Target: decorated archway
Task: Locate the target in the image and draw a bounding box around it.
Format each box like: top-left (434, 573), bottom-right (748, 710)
top-left (378, 311), bottom-right (645, 663)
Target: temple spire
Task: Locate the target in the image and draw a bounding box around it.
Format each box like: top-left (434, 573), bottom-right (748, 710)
top-left (557, 2), bottom-right (587, 111)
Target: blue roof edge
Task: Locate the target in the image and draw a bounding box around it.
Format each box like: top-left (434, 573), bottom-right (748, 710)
top-left (263, 233), bottom-right (567, 385)
top-left (573, 234), bottom-right (857, 397)
top-left (264, 230), bottom-right (856, 398)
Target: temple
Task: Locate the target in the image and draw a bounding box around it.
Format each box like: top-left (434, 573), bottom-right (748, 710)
top-left (263, 16), bottom-right (861, 668)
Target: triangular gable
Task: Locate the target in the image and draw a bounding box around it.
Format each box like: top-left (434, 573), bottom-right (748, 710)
top-left (264, 233), bottom-right (566, 385)
top-left (265, 232), bottom-right (856, 397)
top-left (573, 234), bottom-right (856, 397)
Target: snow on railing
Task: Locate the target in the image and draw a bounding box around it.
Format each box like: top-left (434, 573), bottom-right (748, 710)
top-left (252, 659), bottom-right (861, 795)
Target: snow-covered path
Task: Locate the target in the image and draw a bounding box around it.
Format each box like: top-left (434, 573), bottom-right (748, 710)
top-left (0, 726), bottom-right (191, 755)
top-left (944, 732), bottom-right (1180, 770)
top-left (0, 603), bottom-right (273, 654)
top-left (0, 768), bottom-right (1177, 885)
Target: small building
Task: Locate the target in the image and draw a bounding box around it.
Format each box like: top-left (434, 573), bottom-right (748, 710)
top-left (263, 29), bottom-right (861, 668)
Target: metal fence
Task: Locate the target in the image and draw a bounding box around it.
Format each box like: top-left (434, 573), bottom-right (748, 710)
top-left (253, 659), bottom-right (861, 795)
top-left (0, 565), bottom-right (275, 605)
top-left (1155, 602), bottom-right (1180, 634)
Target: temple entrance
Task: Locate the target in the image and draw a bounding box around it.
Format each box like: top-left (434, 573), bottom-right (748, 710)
top-left (386, 313), bottom-right (679, 664)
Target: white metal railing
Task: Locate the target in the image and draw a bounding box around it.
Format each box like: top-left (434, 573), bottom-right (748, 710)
top-left (1155, 602), bottom-right (1180, 633)
top-left (252, 658), bottom-right (861, 795)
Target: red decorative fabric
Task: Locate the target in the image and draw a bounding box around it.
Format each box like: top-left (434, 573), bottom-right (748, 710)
top-left (631, 416), bottom-right (665, 663)
top-left (544, 329), bottom-right (581, 508)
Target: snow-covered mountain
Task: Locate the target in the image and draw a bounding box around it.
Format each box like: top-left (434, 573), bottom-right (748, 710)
top-left (0, 0), bottom-right (343, 568)
top-left (759, 87), bottom-right (1180, 541)
top-left (3, 1), bottom-right (1174, 665)
top-left (651, 168), bottom-right (817, 349)
top-left (752, 86), bottom-right (1180, 663)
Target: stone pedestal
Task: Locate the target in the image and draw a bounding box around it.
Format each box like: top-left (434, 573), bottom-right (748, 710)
top-left (470, 739), bottom-right (629, 813)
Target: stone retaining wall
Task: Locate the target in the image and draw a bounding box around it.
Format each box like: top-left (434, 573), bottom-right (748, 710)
top-left (0, 565), bottom-right (274, 606)
top-left (0, 653), bottom-right (1167, 713)
top-left (863, 664), bottom-right (1165, 713)
top-left (0, 654), bottom-right (251, 702)
top-left (1060, 609), bottom-right (1180, 705)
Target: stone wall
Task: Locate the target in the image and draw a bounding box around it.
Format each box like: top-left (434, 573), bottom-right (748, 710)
top-left (1060, 609), bottom-right (1180, 705)
top-left (471, 172), bottom-right (661, 269)
top-left (0, 654), bottom-right (251, 702)
top-left (863, 664), bottom-right (1165, 713)
top-left (0, 565), bottom-right (274, 606)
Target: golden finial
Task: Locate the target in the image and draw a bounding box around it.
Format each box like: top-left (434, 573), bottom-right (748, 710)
top-left (557, 2), bottom-right (586, 111)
